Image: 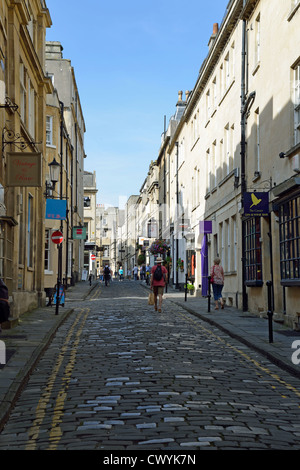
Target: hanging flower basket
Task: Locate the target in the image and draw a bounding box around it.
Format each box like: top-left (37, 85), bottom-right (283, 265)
top-left (149, 239), bottom-right (169, 255)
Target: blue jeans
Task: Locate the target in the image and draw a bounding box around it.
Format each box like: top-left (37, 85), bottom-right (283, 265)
top-left (212, 283), bottom-right (223, 301)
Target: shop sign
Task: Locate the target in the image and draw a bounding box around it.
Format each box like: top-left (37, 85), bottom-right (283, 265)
top-left (244, 192), bottom-right (269, 217)
top-left (6, 152), bottom-right (42, 187)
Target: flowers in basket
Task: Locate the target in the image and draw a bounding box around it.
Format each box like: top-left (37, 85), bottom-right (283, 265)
top-left (149, 239), bottom-right (169, 255)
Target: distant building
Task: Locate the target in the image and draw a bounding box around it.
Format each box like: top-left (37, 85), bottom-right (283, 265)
top-left (45, 41), bottom-right (86, 284)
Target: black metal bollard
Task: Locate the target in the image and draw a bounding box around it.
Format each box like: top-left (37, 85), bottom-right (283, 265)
top-left (266, 280), bottom-right (273, 343)
top-left (208, 276), bottom-right (211, 312)
top-left (185, 274), bottom-right (188, 302)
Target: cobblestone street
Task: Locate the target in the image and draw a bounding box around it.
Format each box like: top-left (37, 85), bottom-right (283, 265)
top-left (0, 281), bottom-right (299, 451)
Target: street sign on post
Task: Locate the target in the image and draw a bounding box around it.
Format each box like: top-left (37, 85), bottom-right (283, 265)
top-left (51, 230), bottom-right (63, 244)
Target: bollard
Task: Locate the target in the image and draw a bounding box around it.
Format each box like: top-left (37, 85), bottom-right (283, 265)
top-left (266, 280), bottom-right (273, 343)
top-left (185, 274), bottom-right (188, 302)
top-left (208, 276), bottom-right (211, 312)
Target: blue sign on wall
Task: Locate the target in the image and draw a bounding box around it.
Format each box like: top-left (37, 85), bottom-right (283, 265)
top-left (45, 199), bottom-right (67, 220)
top-left (244, 192), bottom-right (269, 217)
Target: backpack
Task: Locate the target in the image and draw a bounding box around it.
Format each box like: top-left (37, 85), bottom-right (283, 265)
top-left (153, 265), bottom-right (163, 281)
top-left (0, 279), bottom-right (8, 300)
top-left (104, 266), bottom-right (110, 275)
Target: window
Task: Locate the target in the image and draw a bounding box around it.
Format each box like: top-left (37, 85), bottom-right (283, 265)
top-left (293, 62), bottom-right (300, 145)
top-left (255, 14), bottom-right (261, 65)
top-left (225, 52), bottom-right (230, 89)
top-left (28, 80), bottom-right (35, 138)
top-left (279, 194), bottom-right (300, 285)
top-left (46, 116), bottom-right (53, 145)
top-left (220, 222), bottom-right (224, 267)
top-left (27, 195), bottom-right (33, 268)
top-left (255, 108), bottom-right (260, 172)
top-left (45, 229), bottom-right (51, 271)
top-left (245, 217), bottom-right (263, 285)
top-left (212, 77), bottom-right (217, 111)
top-left (206, 148), bottom-right (210, 192)
top-left (211, 140), bottom-right (217, 188)
top-left (233, 216), bottom-right (237, 272)
top-left (20, 62), bottom-right (26, 122)
top-left (226, 219), bottom-right (231, 271)
top-left (225, 124), bottom-right (230, 175)
top-left (206, 90), bottom-right (211, 121)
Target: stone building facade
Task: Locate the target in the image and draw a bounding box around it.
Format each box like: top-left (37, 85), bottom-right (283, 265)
top-left (127, 0), bottom-right (300, 328)
top-left (0, 0), bottom-right (52, 317)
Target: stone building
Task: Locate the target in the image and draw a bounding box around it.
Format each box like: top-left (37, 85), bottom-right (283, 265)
top-left (83, 171), bottom-right (98, 276)
top-left (0, 0), bottom-right (52, 317)
top-left (45, 41), bottom-right (86, 286)
top-left (132, 0), bottom-right (300, 328)
top-left (162, 0), bottom-right (300, 327)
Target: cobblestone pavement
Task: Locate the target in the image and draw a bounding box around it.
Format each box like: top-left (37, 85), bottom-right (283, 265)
top-left (0, 280), bottom-right (299, 451)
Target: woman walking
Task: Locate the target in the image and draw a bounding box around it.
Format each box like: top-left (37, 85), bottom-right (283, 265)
top-left (210, 257), bottom-right (224, 310)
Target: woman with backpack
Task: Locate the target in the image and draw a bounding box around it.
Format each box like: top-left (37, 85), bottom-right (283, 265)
top-left (150, 257), bottom-right (168, 313)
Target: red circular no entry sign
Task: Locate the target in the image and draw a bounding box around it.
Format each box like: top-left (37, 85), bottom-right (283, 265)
top-left (51, 230), bottom-right (63, 244)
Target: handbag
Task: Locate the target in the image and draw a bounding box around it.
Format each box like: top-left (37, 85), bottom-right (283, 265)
top-left (148, 292), bottom-right (155, 305)
top-left (210, 266), bottom-right (215, 284)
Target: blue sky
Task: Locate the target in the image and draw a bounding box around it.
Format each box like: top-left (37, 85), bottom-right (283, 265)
top-left (46, 0), bottom-right (228, 208)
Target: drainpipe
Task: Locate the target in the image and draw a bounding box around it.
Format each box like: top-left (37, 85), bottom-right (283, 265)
top-left (175, 142), bottom-right (179, 289)
top-left (240, 10), bottom-right (256, 312)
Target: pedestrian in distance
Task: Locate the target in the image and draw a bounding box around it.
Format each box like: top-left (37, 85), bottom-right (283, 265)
top-left (210, 257), bottom-right (224, 310)
top-left (150, 257), bottom-right (168, 313)
top-left (133, 265), bottom-right (138, 281)
top-left (118, 266), bottom-right (123, 281)
top-left (103, 265), bottom-right (111, 287)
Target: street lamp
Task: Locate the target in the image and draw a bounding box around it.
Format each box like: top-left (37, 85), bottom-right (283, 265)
top-left (45, 157), bottom-right (60, 197)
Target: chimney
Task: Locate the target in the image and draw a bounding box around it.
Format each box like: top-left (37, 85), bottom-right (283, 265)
top-left (208, 23), bottom-right (219, 51)
top-left (178, 90), bottom-right (183, 102)
top-left (213, 23), bottom-right (219, 35)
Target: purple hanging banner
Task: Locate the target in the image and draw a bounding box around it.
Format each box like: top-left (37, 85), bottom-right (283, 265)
top-left (200, 220), bottom-right (212, 234)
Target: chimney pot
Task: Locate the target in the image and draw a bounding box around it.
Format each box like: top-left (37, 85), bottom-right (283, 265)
top-left (213, 23), bottom-right (219, 35)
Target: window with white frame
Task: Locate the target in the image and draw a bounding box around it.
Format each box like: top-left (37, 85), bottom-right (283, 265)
top-left (46, 115), bottom-right (53, 145)
top-left (293, 62), bottom-right (300, 145)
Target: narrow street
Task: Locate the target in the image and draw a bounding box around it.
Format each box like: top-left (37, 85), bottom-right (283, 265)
top-left (0, 281), bottom-right (299, 451)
